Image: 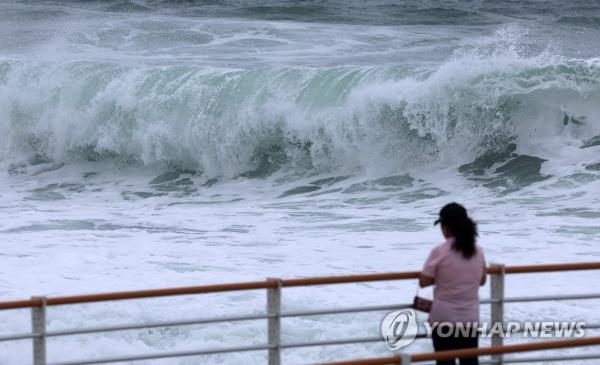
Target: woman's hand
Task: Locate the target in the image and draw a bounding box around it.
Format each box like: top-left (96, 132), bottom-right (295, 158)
top-left (419, 273), bottom-right (434, 288)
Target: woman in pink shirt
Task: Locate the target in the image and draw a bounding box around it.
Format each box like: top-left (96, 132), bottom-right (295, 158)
top-left (420, 203), bottom-right (486, 365)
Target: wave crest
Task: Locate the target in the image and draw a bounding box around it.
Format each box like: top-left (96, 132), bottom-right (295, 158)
top-left (1, 50), bottom-right (599, 179)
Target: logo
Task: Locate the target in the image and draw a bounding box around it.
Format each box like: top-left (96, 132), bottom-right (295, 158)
top-left (380, 309), bottom-right (418, 350)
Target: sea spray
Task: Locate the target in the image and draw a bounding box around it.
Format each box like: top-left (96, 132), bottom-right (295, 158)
top-left (1, 54), bottom-right (599, 179)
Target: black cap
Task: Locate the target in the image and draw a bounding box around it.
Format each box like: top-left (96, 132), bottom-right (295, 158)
top-left (434, 202), bottom-right (468, 225)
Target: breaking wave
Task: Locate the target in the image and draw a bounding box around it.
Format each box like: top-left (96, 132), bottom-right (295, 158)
top-left (1, 45), bottom-right (599, 180)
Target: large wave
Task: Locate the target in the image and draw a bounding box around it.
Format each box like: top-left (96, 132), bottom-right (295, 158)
top-left (1, 46), bottom-right (599, 180)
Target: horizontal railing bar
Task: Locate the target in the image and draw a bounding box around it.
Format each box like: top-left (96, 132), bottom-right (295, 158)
top-left (283, 333), bottom-right (430, 350)
top-left (282, 322), bottom-right (600, 351)
top-left (317, 336), bottom-right (600, 364)
top-left (46, 313), bottom-right (275, 337)
top-left (282, 303), bottom-right (413, 318)
top-left (496, 262), bottom-right (600, 275)
top-left (281, 271), bottom-right (420, 287)
top-left (0, 298), bottom-right (42, 310)
top-left (283, 325), bottom-right (600, 352)
top-left (504, 293), bottom-right (600, 303)
top-left (0, 262), bottom-right (598, 310)
top-left (436, 353), bottom-right (600, 365)
top-left (283, 336), bottom-right (382, 349)
top-left (48, 343), bottom-right (275, 365)
top-left (0, 332), bottom-right (39, 342)
top-left (0, 280), bottom-right (278, 310)
top-left (46, 280), bottom-right (277, 307)
top-left (502, 353), bottom-right (600, 363)
top-left (423, 353), bottom-right (600, 365)
top-left (286, 262), bottom-right (600, 288)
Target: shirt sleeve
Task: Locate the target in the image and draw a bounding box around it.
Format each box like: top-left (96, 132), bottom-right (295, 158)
top-left (479, 246), bottom-right (487, 278)
top-left (421, 247), bottom-right (441, 278)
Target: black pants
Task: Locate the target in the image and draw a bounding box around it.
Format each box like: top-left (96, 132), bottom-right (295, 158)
top-left (432, 326), bottom-right (479, 365)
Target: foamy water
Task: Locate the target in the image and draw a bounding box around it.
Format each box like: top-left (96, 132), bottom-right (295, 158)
top-left (0, 1), bottom-right (599, 364)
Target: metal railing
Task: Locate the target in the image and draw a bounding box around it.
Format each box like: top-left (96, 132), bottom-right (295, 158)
top-left (0, 262), bottom-right (599, 365)
top-left (318, 336), bottom-right (600, 365)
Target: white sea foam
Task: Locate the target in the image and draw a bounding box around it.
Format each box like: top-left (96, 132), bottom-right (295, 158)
top-left (0, 1), bottom-right (599, 364)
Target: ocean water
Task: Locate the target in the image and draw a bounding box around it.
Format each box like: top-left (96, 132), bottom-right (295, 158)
top-left (0, 0), bottom-right (600, 364)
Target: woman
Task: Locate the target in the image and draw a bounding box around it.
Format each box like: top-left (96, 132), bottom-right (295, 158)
top-left (419, 203), bottom-right (486, 365)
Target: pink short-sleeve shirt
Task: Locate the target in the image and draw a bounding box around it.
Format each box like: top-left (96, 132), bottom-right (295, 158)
top-left (422, 237), bottom-right (486, 324)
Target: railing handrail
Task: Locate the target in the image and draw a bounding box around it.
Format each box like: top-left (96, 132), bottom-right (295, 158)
top-left (1, 262), bottom-right (599, 310)
top-left (1, 261), bottom-right (599, 365)
top-left (281, 271), bottom-right (420, 287)
top-left (491, 262), bottom-right (600, 274)
top-left (318, 336), bottom-right (600, 365)
top-left (0, 280), bottom-right (279, 310)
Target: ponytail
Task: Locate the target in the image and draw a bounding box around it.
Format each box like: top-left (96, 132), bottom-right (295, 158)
top-left (446, 217), bottom-right (478, 258)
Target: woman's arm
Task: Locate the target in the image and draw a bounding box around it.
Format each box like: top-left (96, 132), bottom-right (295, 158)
top-left (419, 273), bottom-right (434, 288)
top-left (480, 252), bottom-right (487, 286)
top-left (421, 246), bottom-right (439, 288)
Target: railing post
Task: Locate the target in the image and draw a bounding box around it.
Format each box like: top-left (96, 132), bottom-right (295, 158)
top-left (490, 264), bottom-right (505, 365)
top-left (267, 278), bottom-right (282, 365)
top-left (399, 353), bottom-right (411, 364)
top-left (31, 296), bottom-right (47, 365)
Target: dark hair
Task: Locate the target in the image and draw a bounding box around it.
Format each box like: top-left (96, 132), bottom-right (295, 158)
top-left (435, 203), bottom-right (478, 258)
